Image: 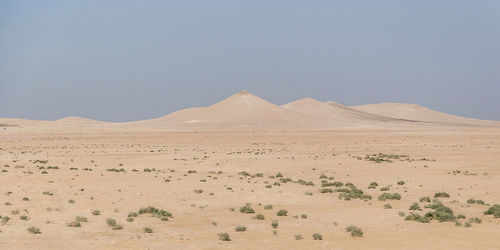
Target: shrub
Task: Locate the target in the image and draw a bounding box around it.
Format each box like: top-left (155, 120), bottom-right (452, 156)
top-left (264, 205), bottom-right (273, 210)
top-left (384, 204), bottom-right (392, 209)
top-left (484, 204), bottom-right (500, 218)
top-left (419, 196), bottom-right (431, 202)
top-left (346, 226), bottom-right (363, 237)
top-left (235, 226), bottom-right (247, 232)
top-left (27, 226), bottom-right (41, 234)
top-left (424, 201), bottom-right (455, 222)
top-left (397, 181), bottom-right (405, 185)
top-left (106, 218), bottom-right (117, 226)
top-left (76, 216), bottom-right (88, 222)
top-left (378, 193), bottom-right (401, 201)
top-left (277, 210), bottom-right (288, 216)
top-left (312, 233), bottom-right (322, 240)
top-left (239, 206), bottom-right (255, 214)
top-left (405, 213), bottom-right (430, 223)
top-left (295, 234), bottom-right (303, 240)
top-left (143, 227), bottom-right (153, 233)
top-left (380, 186), bottom-right (390, 191)
top-left (409, 203), bottom-right (421, 211)
top-left (218, 233), bottom-right (230, 241)
top-left (92, 210), bottom-right (101, 216)
top-left (67, 221), bottom-right (81, 227)
top-left (255, 214), bottom-right (265, 220)
top-left (457, 214), bottom-right (466, 219)
top-left (271, 221), bottom-right (279, 229)
top-left (469, 217), bottom-right (482, 224)
top-left (434, 192), bottom-right (450, 198)
top-left (112, 225), bottom-right (123, 230)
top-left (467, 198), bottom-right (476, 204)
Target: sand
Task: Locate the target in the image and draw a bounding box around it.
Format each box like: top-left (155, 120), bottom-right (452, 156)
top-left (0, 91), bottom-right (499, 249)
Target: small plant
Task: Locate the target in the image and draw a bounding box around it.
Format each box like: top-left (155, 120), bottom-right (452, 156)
top-left (68, 199), bottom-right (75, 204)
top-left (143, 227), bottom-right (153, 233)
top-left (271, 221), bottom-right (279, 229)
top-left (378, 193), bottom-right (401, 201)
top-left (106, 218), bottom-right (117, 227)
top-left (92, 210), bottom-right (101, 216)
top-left (419, 196), bottom-right (431, 202)
top-left (264, 204), bottom-right (273, 210)
top-left (405, 213), bottom-right (430, 223)
top-left (397, 181), bottom-right (405, 185)
top-left (384, 204), bottom-right (392, 209)
top-left (218, 232), bottom-right (231, 241)
top-left (239, 206), bottom-right (255, 214)
top-left (76, 216), bottom-right (88, 222)
top-left (295, 234), bottom-right (303, 240)
top-left (255, 214), bottom-right (265, 220)
top-left (22, 197), bottom-right (29, 201)
top-left (20, 215), bottom-right (30, 221)
top-left (235, 226), bottom-right (247, 232)
top-left (66, 221), bottom-right (81, 227)
top-left (277, 210), bottom-right (288, 216)
top-left (312, 233), bottom-right (322, 240)
top-left (346, 225), bottom-right (363, 237)
top-left (409, 203), bottom-right (421, 211)
top-left (27, 226), bottom-right (41, 234)
top-left (434, 192), bottom-right (450, 198)
top-left (484, 204), bottom-right (500, 218)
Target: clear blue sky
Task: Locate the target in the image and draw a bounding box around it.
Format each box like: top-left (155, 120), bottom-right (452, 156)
top-left (1, 1), bottom-right (499, 122)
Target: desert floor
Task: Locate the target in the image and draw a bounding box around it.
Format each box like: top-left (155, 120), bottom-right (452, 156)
top-left (0, 129), bottom-right (499, 249)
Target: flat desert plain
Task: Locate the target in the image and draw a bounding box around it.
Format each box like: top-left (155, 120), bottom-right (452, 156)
top-left (1, 92), bottom-right (500, 249)
top-left (0, 129), bottom-right (500, 249)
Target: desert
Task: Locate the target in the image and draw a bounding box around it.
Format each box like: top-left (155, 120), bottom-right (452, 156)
top-left (1, 91), bottom-right (499, 249)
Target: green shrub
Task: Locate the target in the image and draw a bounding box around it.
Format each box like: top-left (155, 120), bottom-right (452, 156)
top-left (409, 203), bottom-right (421, 211)
top-left (378, 193), bottom-right (401, 201)
top-left (419, 196), bottom-right (431, 202)
top-left (27, 226), bottom-right (41, 234)
top-left (295, 234), bottom-right (303, 240)
top-left (397, 181), bottom-right (405, 185)
top-left (67, 221), bottom-right (81, 227)
top-left (312, 233), bottom-right (322, 240)
top-left (405, 213), bottom-right (430, 223)
top-left (346, 226), bottom-right (363, 237)
top-left (218, 233), bottom-right (230, 241)
top-left (106, 218), bottom-right (117, 226)
top-left (277, 210), bottom-right (288, 216)
top-left (484, 204), bottom-right (500, 218)
top-left (434, 192), bottom-right (450, 198)
top-left (271, 221), bottom-right (278, 229)
top-left (255, 214), bottom-right (265, 220)
top-left (235, 226), bottom-right (247, 232)
top-left (264, 205), bottom-right (273, 210)
top-left (143, 227), bottom-right (153, 233)
top-left (424, 201), bottom-right (455, 222)
top-left (240, 206), bottom-right (255, 214)
top-left (92, 210), bottom-right (101, 216)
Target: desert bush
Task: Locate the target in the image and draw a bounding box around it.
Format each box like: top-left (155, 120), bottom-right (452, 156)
top-left (218, 232), bottom-right (230, 241)
top-left (255, 214), bottom-right (265, 220)
top-left (239, 206), bottom-right (255, 214)
top-left (66, 221), bottom-right (81, 227)
top-left (271, 221), bottom-right (279, 229)
top-left (277, 210), bottom-right (288, 216)
top-left (405, 213), bottom-right (430, 223)
top-left (92, 210), bottom-right (101, 216)
top-left (409, 203), bottom-right (421, 211)
top-left (143, 227), bottom-right (153, 233)
top-left (346, 226), bottom-right (363, 237)
top-left (384, 204), bottom-right (392, 209)
top-left (295, 234), bottom-right (303, 240)
top-left (397, 181), bottom-right (405, 185)
top-left (264, 205), bottom-right (273, 210)
top-left (419, 196), bottom-right (431, 202)
top-left (484, 204), bottom-right (500, 218)
top-left (378, 193), bottom-right (401, 201)
top-left (235, 226), bottom-right (247, 232)
top-left (434, 192), bottom-right (450, 198)
top-left (312, 233), bottom-right (322, 240)
top-left (27, 226), bottom-right (41, 234)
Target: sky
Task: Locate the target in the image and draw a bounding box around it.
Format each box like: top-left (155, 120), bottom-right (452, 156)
top-left (1, 1), bottom-right (499, 122)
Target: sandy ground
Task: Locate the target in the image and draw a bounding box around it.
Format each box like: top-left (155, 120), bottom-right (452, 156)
top-left (0, 128), bottom-right (499, 249)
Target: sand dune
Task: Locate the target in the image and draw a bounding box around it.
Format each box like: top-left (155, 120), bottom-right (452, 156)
top-left (131, 91), bottom-right (332, 130)
top-left (2, 91), bottom-right (499, 131)
top-left (351, 103), bottom-right (500, 127)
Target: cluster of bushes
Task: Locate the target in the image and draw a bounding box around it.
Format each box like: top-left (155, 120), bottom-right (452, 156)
top-left (333, 183), bottom-right (371, 201)
top-left (378, 193), bottom-right (401, 201)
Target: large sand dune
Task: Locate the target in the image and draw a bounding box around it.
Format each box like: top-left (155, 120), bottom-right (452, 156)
top-left (2, 91), bottom-right (499, 132)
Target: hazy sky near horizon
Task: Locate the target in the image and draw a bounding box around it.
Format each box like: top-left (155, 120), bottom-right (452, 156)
top-left (1, 1), bottom-right (499, 122)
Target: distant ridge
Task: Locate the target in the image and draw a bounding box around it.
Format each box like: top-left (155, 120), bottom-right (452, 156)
top-left (2, 91), bottom-right (499, 131)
